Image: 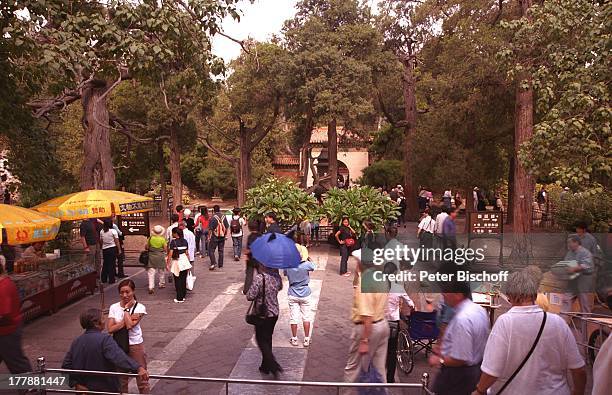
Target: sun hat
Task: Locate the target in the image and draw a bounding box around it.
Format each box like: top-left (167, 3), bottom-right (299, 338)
top-left (152, 225), bottom-right (165, 236)
top-left (183, 208), bottom-right (191, 217)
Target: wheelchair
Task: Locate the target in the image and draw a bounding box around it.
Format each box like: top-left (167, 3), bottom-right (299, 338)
top-left (396, 310), bottom-right (440, 374)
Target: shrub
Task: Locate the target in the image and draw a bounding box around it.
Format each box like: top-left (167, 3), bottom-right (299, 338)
top-left (555, 191), bottom-right (611, 233)
top-left (360, 160), bottom-right (404, 189)
top-left (242, 177), bottom-right (318, 225)
top-left (320, 186), bottom-right (400, 236)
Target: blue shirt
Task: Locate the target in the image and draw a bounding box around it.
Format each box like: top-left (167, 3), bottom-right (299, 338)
top-left (62, 329), bottom-right (141, 392)
top-left (284, 261), bottom-right (316, 298)
top-left (442, 216), bottom-right (456, 238)
top-left (441, 299), bottom-right (490, 365)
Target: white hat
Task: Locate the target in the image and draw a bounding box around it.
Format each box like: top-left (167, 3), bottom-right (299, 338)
top-left (183, 208), bottom-right (191, 217)
top-left (564, 187), bottom-right (570, 191)
top-left (295, 244), bottom-right (309, 262)
top-left (152, 225), bottom-right (165, 235)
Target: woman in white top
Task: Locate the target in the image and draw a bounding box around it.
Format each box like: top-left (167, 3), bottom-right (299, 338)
top-left (107, 279), bottom-right (149, 393)
top-left (473, 269), bottom-right (586, 395)
top-left (99, 218), bottom-right (121, 284)
top-left (417, 208), bottom-right (435, 252)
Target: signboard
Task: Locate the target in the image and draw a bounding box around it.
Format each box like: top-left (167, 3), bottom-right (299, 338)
top-left (469, 212), bottom-right (502, 236)
top-left (468, 211), bottom-right (504, 264)
top-left (118, 212), bottom-right (150, 236)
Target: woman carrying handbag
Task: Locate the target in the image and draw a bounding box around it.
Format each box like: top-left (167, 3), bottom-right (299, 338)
top-left (245, 262), bottom-right (283, 378)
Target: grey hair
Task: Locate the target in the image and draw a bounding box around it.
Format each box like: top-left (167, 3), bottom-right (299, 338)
top-left (503, 269), bottom-right (539, 303)
top-left (80, 308), bottom-right (103, 330)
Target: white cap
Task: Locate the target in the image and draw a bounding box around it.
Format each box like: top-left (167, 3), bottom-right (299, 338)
top-left (183, 208), bottom-right (191, 217)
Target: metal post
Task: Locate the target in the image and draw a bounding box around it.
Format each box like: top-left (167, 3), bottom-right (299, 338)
top-left (421, 372), bottom-right (430, 395)
top-left (225, 381), bottom-right (229, 395)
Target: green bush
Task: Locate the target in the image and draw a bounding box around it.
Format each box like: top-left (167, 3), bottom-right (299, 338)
top-left (320, 186), bottom-right (400, 236)
top-left (360, 160), bottom-right (404, 189)
top-left (555, 191), bottom-right (611, 233)
top-left (243, 177), bottom-right (318, 225)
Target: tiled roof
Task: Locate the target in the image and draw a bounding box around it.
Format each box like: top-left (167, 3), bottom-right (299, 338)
top-left (272, 154), bottom-right (300, 166)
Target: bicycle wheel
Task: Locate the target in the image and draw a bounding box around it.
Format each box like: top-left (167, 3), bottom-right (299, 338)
top-left (396, 330), bottom-right (415, 374)
top-left (588, 329), bottom-right (609, 365)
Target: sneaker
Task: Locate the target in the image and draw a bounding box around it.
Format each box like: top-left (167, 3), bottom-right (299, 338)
top-left (303, 337), bottom-right (311, 347)
top-left (173, 298), bottom-right (180, 303)
top-left (177, 299), bottom-right (185, 303)
top-left (289, 337), bottom-right (299, 346)
top-left (342, 272), bottom-right (352, 277)
top-left (159, 284), bottom-right (165, 289)
top-left (209, 264), bottom-right (216, 271)
top-left (148, 289), bottom-right (154, 295)
top-left (234, 256), bottom-right (239, 261)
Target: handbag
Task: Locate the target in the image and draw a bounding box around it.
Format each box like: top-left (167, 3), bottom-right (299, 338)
top-left (345, 238), bottom-right (356, 247)
top-left (496, 312), bottom-right (547, 394)
top-left (112, 302), bottom-right (138, 353)
top-left (186, 270), bottom-right (196, 291)
top-left (245, 274), bottom-right (268, 325)
top-left (139, 250), bottom-right (149, 266)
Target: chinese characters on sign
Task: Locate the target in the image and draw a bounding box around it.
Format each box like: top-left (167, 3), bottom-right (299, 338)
top-left (469, 212), bottom-right (502, 236)
top-left (118, 212), bottom-right (150, 236)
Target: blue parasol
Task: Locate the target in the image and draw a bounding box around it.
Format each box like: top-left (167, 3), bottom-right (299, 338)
top-left (250, 232), bottom-right (301, 269)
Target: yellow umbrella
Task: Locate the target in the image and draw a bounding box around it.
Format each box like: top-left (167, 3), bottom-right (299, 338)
top-left (0, 204), bottom-right (61, 245)
top-left (32, 190), bottom-right (153, 221)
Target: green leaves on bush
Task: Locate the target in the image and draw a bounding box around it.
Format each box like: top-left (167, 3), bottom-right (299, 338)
top-left (555, 192), bottom-right (611, 233)
top-left (320, 186), bottom-right (400, 236)
top-left (243, 177), bottom-right (318, 225)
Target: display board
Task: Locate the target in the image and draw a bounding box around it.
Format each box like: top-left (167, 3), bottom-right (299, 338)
top-left (469, 212), bottom-right (502, 236)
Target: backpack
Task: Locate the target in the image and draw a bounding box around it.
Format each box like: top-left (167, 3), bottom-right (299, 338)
top-left (213, 215), bottom-right (226, 238)
top-left (230, 216), bottom-right (241, 234)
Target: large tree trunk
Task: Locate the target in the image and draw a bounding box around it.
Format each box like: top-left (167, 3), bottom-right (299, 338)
top-left (169, 126), bottom-right (182, 208)
top-left (80, 80), bottom-right (116, 190)
top-left (300, 145), bottom-right (310, 188)
top-left (401, 57), bottom-right (420, 221)
top-left (509, 0), bottom-right (534, 265)
top-left (327, 118), bottom-right (338, 189)
top-left (237, 128), bottom-right (251, 206)
top-left (506, 155), bottom-right (515, 225)
top-left (158, 142), bottom-right (168, 222)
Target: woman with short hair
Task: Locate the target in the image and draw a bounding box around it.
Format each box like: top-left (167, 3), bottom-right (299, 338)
top-left (472, 269), bottom-right (586, 395)
top-left (166, 227), bottom-right (191, 303)
top-left (99, 218), bottom-right (121, 284)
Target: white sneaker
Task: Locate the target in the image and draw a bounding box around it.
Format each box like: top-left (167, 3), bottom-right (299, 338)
top-left (303, 337), bottom-right (311, 347)
top-left (289, 337), bottom-right (299, 346)
top-left (173, 298), bottom-right (180, 303)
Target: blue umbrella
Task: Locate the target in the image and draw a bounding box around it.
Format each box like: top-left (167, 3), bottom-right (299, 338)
top-left (250, 232), bottom-right (301, 269)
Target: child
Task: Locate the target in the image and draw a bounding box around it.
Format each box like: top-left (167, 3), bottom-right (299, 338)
top-left (284, 244), bottom-right (316, 347)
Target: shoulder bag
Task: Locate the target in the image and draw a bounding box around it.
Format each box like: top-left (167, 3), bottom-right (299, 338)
top-left (139, 239), bottom-right (150, 266)
top-left (245, 274), bottom-right (268, 325)
top-left (112, 302), bottom-right (139, 354)
top-left (496, 312), bottom-right (547, 394)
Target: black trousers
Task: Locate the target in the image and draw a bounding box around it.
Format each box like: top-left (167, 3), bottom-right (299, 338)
top-left (116, 241), bottom-right (125, 276)
top-left (339, 244), bottom-right (349, 274)
top-left (386, 320), bottom-right (399, 383)
top-left (174, 269), bottom-right (188, 301)
top-left (254, 316), bottom-right (281, 373)
top-left (432, 364), bottom-right (481, 395)
top-left (0, 326), bottom-right (32, 374)
top-left (101, 247), bottom-right (117, 284)
top-left (208, 237), bottom-right (225, 268)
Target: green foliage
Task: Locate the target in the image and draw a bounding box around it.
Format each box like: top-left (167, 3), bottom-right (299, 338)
top-left (501, 0), bottom-right (611, 193)
top-left (243, 178), bottom-right (318, 224)
top-left (369, 125), bottom-right (404, 161)
top-left (360, 160), bottom-right (404, 188)
top-left (320, 186), bottom-right (399, 236)
top-left (555, 192), bottom-right (612, 233)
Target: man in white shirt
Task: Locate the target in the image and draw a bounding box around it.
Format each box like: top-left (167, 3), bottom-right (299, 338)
top-left (433, 208), bottom-right (449, 249)
top-left (473, 269), bottom-right (586, 395)
top-left (180, 221), bottom-right (196, 276)
top-left (229, 207), bottom-right (246, 261)
top-left (429, 281), bottom-right (489, 395)
top-left (166, 214), bottom-right (179, 242)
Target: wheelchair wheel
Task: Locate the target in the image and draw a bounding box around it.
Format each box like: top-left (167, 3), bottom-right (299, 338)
top-left (396, 330), bottom-right (414, 374)
top-left (588, 329), bottom-right (609, 365)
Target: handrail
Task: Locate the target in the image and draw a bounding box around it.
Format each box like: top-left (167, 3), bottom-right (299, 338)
top-left (37, 357), bottom-right (434, 394)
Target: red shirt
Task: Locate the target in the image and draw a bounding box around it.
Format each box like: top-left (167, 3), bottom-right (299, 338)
top-left (0, 276), bottom-right (22, 335)
top-left (197, 216), bottom-right (209, 230)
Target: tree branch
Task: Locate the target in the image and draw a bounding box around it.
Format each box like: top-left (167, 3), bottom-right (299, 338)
top-left (376, 88), bottom-right (399, 127)
top-left (249, 95), bottom-right (281, 151)
top-left (197, 134), bottom-right (237, 164)
top-left (95, 66), bottom-right (124, 105)
top-left (203, 117), bottom-right (239, 145)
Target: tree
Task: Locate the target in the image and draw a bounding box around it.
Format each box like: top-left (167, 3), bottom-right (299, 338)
top-left (202, 42), bottom-right (285, 206)
top-left (376, 0), bottom-right (435, 220)
top-left (283, 0), bottom-right (380, 189)
top-left (360, 160), bottom-right (404, 188)
top-left (7, 0), bottom-right (241, 191)
top-left (501, 0), bottom-right (611, 194)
